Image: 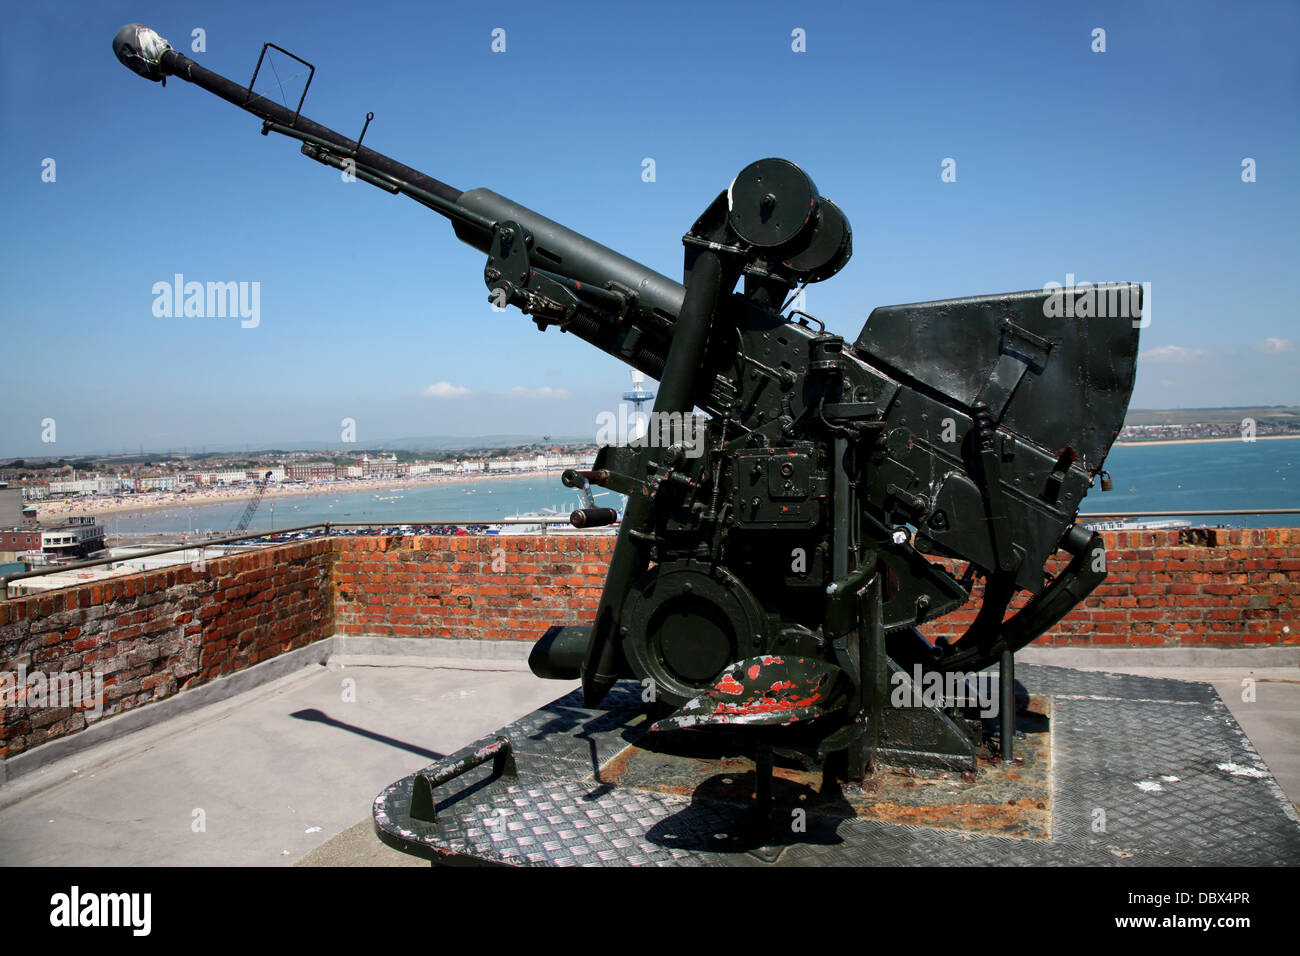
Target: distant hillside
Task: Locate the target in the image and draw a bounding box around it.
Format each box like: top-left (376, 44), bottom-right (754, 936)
top-left (362, 434), bottom-right (592, 452)
top-left (14, 435), bottom-right (596, 462)
top-left (1124, 406), bottom-right (1300, 427)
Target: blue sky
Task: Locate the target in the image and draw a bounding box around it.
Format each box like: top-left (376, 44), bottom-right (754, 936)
top-left (2, 0), bottom-right (1297, 456)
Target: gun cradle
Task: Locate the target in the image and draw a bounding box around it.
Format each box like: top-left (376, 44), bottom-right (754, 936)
top-left (115, 24), bottom-right (1140, 778)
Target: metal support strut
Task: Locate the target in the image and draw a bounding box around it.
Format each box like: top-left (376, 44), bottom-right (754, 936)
top-left (1000, 648), bottom-right (1015, 762)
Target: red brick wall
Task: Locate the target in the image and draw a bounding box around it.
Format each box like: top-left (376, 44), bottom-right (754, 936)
top-left (0, 540), bottom-right (333, 758)
top-left (328, 529), bottom-right (1297, 649)
top-left (331, 535), bottom-right (615, 641)
top-left (2, 527), bottom-right (1296, 762)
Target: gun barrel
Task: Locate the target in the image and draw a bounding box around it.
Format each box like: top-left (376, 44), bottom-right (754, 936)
top-left (113, 24), bottom-right (462, 206)
top-left (114, 23), bottom-right (687, 341)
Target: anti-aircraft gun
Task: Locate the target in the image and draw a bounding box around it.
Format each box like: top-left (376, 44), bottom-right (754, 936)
top-left (114, 24), bottom-right (1141, 780)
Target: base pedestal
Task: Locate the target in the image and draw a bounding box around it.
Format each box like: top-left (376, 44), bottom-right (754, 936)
top-left (373, 664), bottom-right (1300, 866)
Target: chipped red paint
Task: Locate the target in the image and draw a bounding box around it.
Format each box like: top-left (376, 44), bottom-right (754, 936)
top-left (715, 673), bottom-right (745, 695)
top-left (711, 690), bottom-right (822, 718)
top-left (649, 655), bottom-right (850, 731)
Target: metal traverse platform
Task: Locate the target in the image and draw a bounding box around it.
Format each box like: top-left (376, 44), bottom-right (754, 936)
top-left (373, 664), bottom-right (1300, 866)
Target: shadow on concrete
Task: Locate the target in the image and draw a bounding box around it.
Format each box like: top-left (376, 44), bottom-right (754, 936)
top-left (290, 708), bottom-right (445, 762)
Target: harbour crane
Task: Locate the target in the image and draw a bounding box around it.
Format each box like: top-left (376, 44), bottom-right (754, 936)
top-left (232, 470), bottom-right (273, 534)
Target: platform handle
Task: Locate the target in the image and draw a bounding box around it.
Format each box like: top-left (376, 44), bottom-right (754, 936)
top-left (409, 735), bottom-right (517, 823)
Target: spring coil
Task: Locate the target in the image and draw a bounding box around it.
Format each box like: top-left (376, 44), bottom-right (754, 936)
top-left (566, 308), bottom-right (666, 379)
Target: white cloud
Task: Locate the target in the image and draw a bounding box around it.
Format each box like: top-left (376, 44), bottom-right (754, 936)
top-left (507, 386), bottom-right (570, 399)
top-left (1139, 345), bottom-right (1214, 364)
top-left (422, 381), bottom-right (471, 398)
top-left (1252, 337), bottom-right (1295, 354)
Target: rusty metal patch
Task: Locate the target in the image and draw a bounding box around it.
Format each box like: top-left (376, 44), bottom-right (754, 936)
top-left (602, 696), bottom-right (1053, 840)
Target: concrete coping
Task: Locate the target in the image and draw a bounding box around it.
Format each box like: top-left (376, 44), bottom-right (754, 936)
top-left (1017, 645), bottom-right (1300, 669)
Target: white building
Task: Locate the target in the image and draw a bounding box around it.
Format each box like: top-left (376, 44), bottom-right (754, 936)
top-left (135, 475), bottom-right (180, 492)
top-left (47, 477), bottom-right (123, 496)
top-left (187, 469), bottom-right (253, 486)
top-left (246, 468), bottom-right (284, 483)
top-left (41, 517), bottom-right (105, 556)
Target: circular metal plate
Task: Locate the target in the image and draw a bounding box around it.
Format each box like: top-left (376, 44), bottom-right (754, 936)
top-left (728, 158), bottom-right (817, 248)
top-left (782, 198), bottom-right (853, 283)
top-left (621, 560), bottom-right (768, 707)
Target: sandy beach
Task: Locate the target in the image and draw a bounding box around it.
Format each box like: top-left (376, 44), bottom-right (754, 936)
top-left (1113, 434), bottom-right (1300, 448)
top-left (32, 470), bottom-right (571, 521)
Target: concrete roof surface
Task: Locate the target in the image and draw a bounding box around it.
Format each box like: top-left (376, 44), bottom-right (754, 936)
top-left (0, 646), bottom-right (1295, 867)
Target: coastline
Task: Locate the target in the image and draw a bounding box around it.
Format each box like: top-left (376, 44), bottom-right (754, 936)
top-left (25, 434), bottom-right (1300, 520)
top-left (33, 470), bottom-right (571, 521)
top-left (1113, 435), bottom-right (1300, 448)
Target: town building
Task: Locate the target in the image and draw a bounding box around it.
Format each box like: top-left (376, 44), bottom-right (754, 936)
top-left (186, 469), bottom-right (253, 486)
top-left (247, 467), bottom-right (285, 483)
top-left (47, 476), bottom-right (124, 496)
top-left (286, 462), bottom-right (338, 482)
top-left (0, 529), bottom-right (43, 563)
top-left (39, 516), bottom-right (106, 560)
top-left (359, 455), bottom-right (404, 478)
top-left (134, 475), bottom-right (180, 492)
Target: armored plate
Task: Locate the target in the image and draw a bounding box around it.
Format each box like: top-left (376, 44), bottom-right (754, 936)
top-left (856, 287), bottom-right (1141, 468)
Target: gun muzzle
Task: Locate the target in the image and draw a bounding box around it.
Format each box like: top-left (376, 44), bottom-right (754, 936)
top-left (113, 24), bottom-right (171, 82)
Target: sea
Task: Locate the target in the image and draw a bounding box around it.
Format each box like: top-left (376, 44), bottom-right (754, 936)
top-left (100, 439), bottom-right (1300, 536)
top-left (1077, 438), bottom-right (1299, 529)
top-left (103, 475), bottom-right (614, 536)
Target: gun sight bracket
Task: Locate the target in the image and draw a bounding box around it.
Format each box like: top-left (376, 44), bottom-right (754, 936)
top-left (246, 43), bottom-right (315, 126)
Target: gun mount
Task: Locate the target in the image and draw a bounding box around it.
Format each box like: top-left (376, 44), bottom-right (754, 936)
top-left (115, 25), bottom-right (1140, 787)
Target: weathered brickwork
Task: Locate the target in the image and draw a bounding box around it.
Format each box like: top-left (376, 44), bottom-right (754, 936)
top-left (331, 535), bottom-right (616, 641)
top-left (1, 528), bottom-right (1294, 760)
top-left (0, 540), bottom-right (333, 758)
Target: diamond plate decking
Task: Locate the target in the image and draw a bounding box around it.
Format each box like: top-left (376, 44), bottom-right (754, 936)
top-left (372, 664), bottom-right (1300, 866)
